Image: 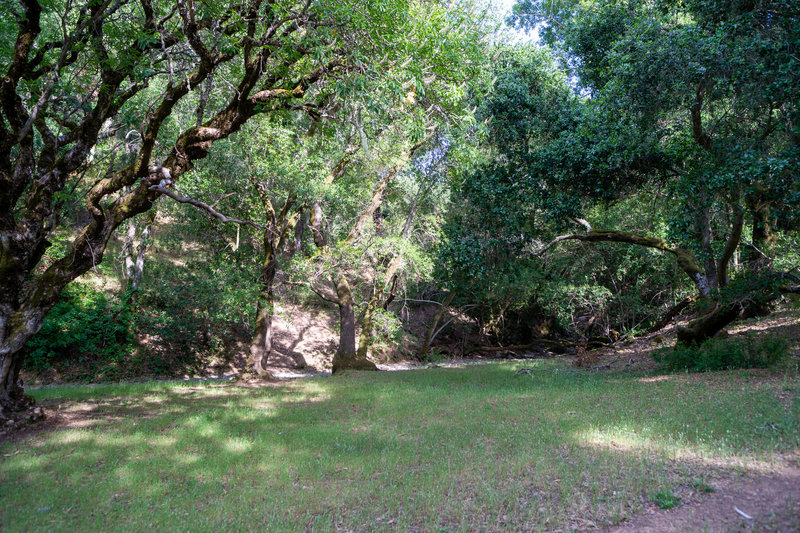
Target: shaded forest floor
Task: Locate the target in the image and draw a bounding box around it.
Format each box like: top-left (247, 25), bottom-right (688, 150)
top-left (256, 307), bottom-right (800, 381)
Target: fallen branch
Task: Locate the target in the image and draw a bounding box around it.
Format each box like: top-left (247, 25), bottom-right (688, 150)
top-left (591, 355), bottom-right (619, 370)
top-left (465, 339), bottom-right (574, 355)
top-left (779, 284), bottom-right (800, 294)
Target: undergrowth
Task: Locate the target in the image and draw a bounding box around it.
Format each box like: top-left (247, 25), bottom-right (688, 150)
top-left (23, 284), bottom-right (134, 381)
top-left (653, 334), bottom-right (788, 372)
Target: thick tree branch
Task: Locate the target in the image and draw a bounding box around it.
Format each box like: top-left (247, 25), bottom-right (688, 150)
top-left (345, 131), bottom-right (434, 245)
top-left (717, 205), bottom-right (744, 287)
top-left (150, 185), bottom-right (266, 230)
top-left (538, 222), bottom-right (706, 291)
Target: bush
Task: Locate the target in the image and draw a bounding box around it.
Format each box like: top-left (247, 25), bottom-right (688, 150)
top-left (23, 284), bottom-right (133, 379)
top-left (653, 334), bottom-right (788, 372)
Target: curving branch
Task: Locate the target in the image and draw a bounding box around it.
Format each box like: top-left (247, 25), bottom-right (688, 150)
top-left (538, 221), bottom-right (708, 294)
top-left (149, 185), bottom-right (266, 230)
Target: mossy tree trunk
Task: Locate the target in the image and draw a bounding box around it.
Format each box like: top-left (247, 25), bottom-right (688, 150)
top-left (676, 302), bottom-right (741, 346)
top-left (247, 181), bottom-right (300, 376)
top-left (332, 277), bottom-right (377, 373)
top-left (356, 256), bottom-right (403, 360)
top-left (249, 241), bottom-right (278, 377)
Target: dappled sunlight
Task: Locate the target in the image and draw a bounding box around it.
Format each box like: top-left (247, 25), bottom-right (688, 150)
top-left (175, 452), bottom-right (201, 466)
top-left (573, 427), bottom-right (781, 473)
top-left (277, 382), bottom-right (332, 405)
top-left (55, 430), bottom-right (93, 445)
top-left (183, 419), bottom-right (224, 438)
top-left (149, 435), bottom-right (179, 448)
top-left (4, 359), bottom-right (798, 532)
top-left (637, 375), bottom-right (672, 383)
top-left (222, 438), bottom-right (253, 454)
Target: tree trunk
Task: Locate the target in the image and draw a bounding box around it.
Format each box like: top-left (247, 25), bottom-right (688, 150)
top-left (123, 221), bottom-right (137, 281)
top-left (0, 351), bottom-right (33, 417)
top-left (0, 305), bottom-right (44, 417)
top-left (249, 282), bottom-right (275, 377)
top-left (676, 302), bottom-right (741, 346)
top-left (131, 211), bottom-right (156, 293)
top-left (310, 202), bottom-right (327, 248)
top-left (717, 205), bottom-right (744, 288)
top-left (247, 184), bottom-right (299, 376)
top-left (696, 203), bottom-right (720, 293)
top-left (332, 277), bottom-right (377, 373)
top-left (747, 191), bottom-right (776, 270)
top-left (356, 256), bottom-right (403, 359)
top-left (248, 212), bottom-right (278, 376)
top-left (416, 291), bottom-right (455, 359)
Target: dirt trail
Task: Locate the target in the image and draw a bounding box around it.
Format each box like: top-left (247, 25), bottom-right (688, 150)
top-left (604, 463), bottom-right (800, 533)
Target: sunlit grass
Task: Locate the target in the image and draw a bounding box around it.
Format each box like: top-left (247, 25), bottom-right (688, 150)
top-left (2, 361), bottom-right (798, 531)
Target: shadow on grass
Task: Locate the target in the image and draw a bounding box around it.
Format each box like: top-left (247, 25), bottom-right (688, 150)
top-left (2, 362), bottom-right (798, 531)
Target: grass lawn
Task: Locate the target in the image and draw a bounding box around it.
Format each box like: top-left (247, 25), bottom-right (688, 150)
top-left (2, 361), bottom-right (799, 531)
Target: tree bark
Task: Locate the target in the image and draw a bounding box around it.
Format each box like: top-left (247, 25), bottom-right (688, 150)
top-left (747, 188), bottom-right (776, 270)
top-left (695, 203), bottom-right (720, 292)
top-left (123, 210), bottom-right (156, 295)
top-left (123, 221), bottom-right (137, 281)
top-left (246, 177), bottom-right (299, 375)
top-left (332, 277), bottom-right (377, 373)
top-left (676, 302), bottom-right (741, 346)
top-left (310, 202), bottom-right (327, 248)
top-left (647, 295), bottom-right (697, 333)
top-left (249, 268), bottom-right (276, 377)
top-left (356, 256), bottom-right (403, 359)
top-left (717, 205), bottom-right (744, 288)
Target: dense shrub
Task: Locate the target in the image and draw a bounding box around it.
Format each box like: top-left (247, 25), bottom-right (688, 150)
top-left (23, 284), bottom-right (133, 379)
top-left (653, 334), bottom-right (788, 372)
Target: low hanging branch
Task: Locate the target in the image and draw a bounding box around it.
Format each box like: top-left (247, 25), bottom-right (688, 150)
top-left (150, 185), bottom-right (267, 230)
top-left (538, 219), bottom-right (707, 293)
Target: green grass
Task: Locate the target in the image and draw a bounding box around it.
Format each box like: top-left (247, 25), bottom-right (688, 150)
top-left (652, 489), bottom-right (681, 509)
top-left (2, 361), bottom-right (799, 531)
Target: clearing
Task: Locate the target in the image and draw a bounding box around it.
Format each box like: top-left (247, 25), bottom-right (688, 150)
top-left (2, 352), bottom-right (799, 531)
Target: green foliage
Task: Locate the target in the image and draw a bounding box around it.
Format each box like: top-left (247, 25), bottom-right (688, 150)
top-left (654, 335), bottom-right (788, 373)
top-left (652, 490), bottom-right (681, 510)
top-left (24, 285), bottom-right (133, 379)
top-left (369, 307), bottom-right (405, 345)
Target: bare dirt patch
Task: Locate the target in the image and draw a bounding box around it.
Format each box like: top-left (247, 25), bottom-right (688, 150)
top-left (603, 459), bottom-right (800, 533)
